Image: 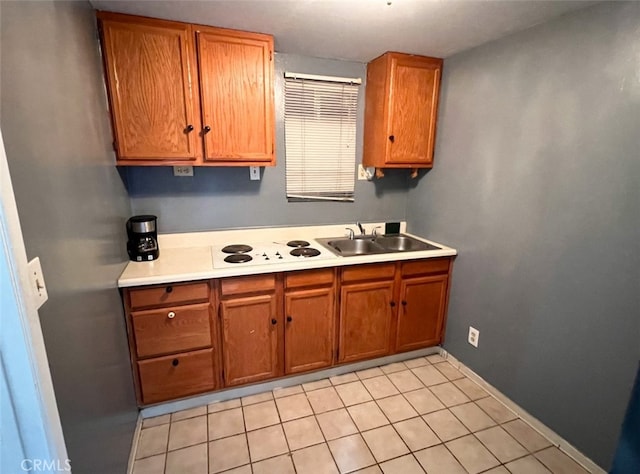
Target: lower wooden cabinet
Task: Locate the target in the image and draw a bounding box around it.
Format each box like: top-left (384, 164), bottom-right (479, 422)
top-left (123, 257), bottom-right (453, 406)
top-left (339, 279), bottom-right (395, 363)
top-left (220, 293), bottom-right (281, 386)
top-left (395, 274), bottom-right (449, 352)
top-left (137, 348), bottom-right (216, 404)
top-left (285, 286), bottom-right (335, 374)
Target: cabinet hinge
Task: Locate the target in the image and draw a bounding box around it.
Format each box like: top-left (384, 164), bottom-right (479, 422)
top-left (112, 140), bottom-right (117, 152)
top-left (269, 50), bottom-right (273, 61)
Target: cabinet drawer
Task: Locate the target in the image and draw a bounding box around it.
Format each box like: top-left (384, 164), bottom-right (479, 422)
top-left (401, 258), bottom-right (450, 276)
top-left (285, 268), bottom-right (334, 289)
top-left (128, 281), bottom-right (209, 310)
top-left (138, 349), bottom-right (215, 405)
top-left (132, 303), bottom-right (212, 358)
top-left (220, 274), bottom-right (276, 296)
top-left (341, 263), bottom-right (396, 282)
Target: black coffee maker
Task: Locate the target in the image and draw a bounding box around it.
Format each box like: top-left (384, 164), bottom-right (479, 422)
top-left (126, 215), bottom-right (159, 262)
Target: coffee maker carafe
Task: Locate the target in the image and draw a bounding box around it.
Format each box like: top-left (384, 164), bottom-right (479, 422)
top-left (126, 215), bottom-right (159, 262)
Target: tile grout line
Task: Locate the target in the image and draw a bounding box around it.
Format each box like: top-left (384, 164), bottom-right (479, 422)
top-left (135, 353), bottom-right (594, 474)
top-left (440, 348), bottom-right (604, 474)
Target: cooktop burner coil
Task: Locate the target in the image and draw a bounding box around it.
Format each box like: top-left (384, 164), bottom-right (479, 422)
top-left (222, 244), bottom-right (253, 254)
top-left (290, 247), bottom-right (321, 258)
top-left (224, 254), bottom-right (253, 264)
top-left (287, 240), bottom-right (310, 248)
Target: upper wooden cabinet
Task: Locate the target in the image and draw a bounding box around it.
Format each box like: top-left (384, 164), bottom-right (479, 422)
top-left (363, 52), bottom-right (443, 173)
top-left (98, 14), bottom-right (200, 162)
top-left (97, 12), bottom-right (275, 166)
top-left (196, 27), bottom-right (274, 163)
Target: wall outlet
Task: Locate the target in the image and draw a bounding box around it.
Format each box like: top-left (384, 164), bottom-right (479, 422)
top-left (249, 166), bottom-right (261, 181)
top-left (357, 164), bottom-right (374, 181)
top-left (468, 326), bottom-right (480, 348)
top-left (173, 166), bottom-right (193, 177)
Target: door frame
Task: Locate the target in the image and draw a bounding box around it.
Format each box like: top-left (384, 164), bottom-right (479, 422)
top-left (0, 129), bottom-right (68, 469)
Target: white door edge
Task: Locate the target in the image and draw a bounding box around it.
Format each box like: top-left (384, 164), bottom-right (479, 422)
top-left (0, 128), bottom-right (69, 468)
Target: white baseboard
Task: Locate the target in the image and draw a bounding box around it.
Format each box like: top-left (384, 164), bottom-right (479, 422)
top-left (439, 349), bottom-right (606, 474)
top-left (126, 413), bottom-right (143, 474)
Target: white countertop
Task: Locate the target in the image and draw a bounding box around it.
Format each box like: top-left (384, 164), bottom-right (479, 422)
top-left (117, 223), bottom-right (457, 288)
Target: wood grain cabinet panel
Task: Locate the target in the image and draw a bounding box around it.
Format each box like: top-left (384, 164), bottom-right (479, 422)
top-left (137, 348), bottom-right (215, 404)
top-left (363, 52), bottom-right (442, 171)
top-left (98, 13), bottom-right (201, 162)
top-left (220, 294), bottom-right (281, 386)
top-left (395, 275), bottom-right (448, 352)
top-left (285, 287), bottom-right (335, 374)
top-left (131, 303), bottom-right (211, 358)
top-left (339, 280), bottom-right (394, 363)
top-left (128, 281), bottom-right (209, 310)
top-left (196, 28), bottom-right (274, 164)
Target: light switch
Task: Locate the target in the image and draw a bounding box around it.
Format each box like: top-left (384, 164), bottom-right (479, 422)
top-left (27, 257), bottom-right (48, 309)
top-left (249, 166), bottom-right (261, 181)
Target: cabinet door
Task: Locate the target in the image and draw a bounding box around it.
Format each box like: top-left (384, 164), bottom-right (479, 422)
top-left (339, 281), bottom-right (394, 363)
top-left (285, 287), bottom-right (335, 374)
top-left (196, 29), bottom-right (274, 163)
top-left (395, 275), bottom-right (448, 352)
top-left (386, 55), bottom-right (441, 165)
top-left (99, 14), bottom-right (200, 161)
top-left (220, 294), bottom-right (280, 386)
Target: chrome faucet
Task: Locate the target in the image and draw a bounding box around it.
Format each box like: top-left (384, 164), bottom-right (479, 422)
top-left (345, 228), bottom-right (355, 240)
top-left (372, 226), bottom-right (382, 238)
top-left (356, 222), bottom-right (365, 235)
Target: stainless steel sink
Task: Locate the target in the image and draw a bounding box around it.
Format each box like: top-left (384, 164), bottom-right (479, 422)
top-left (318, 238), bottom-right (386, 256)
top-left (375, 235), bottom-right (440, 252)
top-left (316, 234), bottom-right (440, 257)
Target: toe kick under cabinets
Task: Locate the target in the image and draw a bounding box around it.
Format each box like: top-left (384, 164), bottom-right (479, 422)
top-left (122, 258), bottom-right (454, 406)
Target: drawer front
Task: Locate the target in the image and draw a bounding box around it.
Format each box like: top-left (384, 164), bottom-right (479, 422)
top-left (341, 263), bottom-right (396, 282)
top-left (138, 349), bottom-right (215, 405)
top-left (132, 303), bottom-right (212, 358)
top-left (401, 258), bottom-right (451, 277)
top-left (128, 281), bottom-right (209, 310)
top-left (220, 274), bottom-right (276, 296)
top-left (285, 268), bottom-right (334, 289)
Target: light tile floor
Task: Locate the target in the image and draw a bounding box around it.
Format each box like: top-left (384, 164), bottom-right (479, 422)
top-left (132, 354), bottom-right (591, 474)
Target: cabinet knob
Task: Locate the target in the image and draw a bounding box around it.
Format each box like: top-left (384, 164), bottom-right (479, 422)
top-left (166, 286), bottom-right (173, 293)
top-left (271, 318), bottom-right (277, 325)
top-left (401, 300), bottom-right (407, 306)
top-left (390, 301), bottom-right (396, 307)
top-left (389, 135), bottom-right (395, 143)
top-left (287, 316), bottom-right (293, 323)
top-left (172, 359), bottom-right (179, 367)
top-left (185, 124), bottom-right (194, 133)
top-left (168, 311), bottom-right (176, 319)
top-left (203, 125), bottom-right (211, 134)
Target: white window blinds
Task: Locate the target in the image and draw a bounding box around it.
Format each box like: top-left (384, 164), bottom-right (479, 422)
top-left (284, 72), bottom-right (361, 201)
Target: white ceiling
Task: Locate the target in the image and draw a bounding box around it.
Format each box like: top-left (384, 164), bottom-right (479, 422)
top-left (90, 0), bottom-right (595, 62)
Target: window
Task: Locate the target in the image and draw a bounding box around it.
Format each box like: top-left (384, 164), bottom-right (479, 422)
top-left (284, 72), bottom-right (361, 201)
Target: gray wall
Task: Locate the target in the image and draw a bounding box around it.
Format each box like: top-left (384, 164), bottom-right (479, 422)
top-left (0, 1), bottom-right (138, 473)
top-left (127, 53), bottom-right (410, 233)
top-left (407, 2), bottom-right (640, 469)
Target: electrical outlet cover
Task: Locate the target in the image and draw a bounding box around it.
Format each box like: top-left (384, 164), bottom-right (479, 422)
top-left (468, 326), bottom-right (479, 348)
top-left (173, 166), bottom-right (194, 177)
